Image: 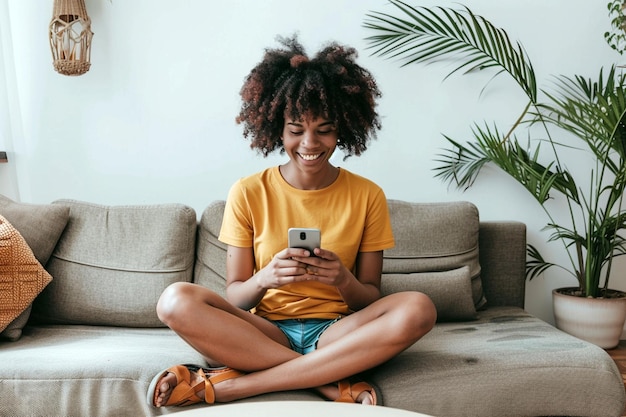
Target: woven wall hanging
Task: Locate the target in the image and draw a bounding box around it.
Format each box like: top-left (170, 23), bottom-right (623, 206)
top-left (49, 0), bottom-right (93, 76)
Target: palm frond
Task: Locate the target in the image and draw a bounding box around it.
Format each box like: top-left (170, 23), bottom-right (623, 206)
top-left (538, 67), bottom-right (626, 170)
top-left (435, 123), bottom-right (578, 204)
top-left (433, 136), bottom-right (490, 190)
top-left (526, 244), bottom-right (568, 281)
top-left (364, 0), bottom-right (537, 101)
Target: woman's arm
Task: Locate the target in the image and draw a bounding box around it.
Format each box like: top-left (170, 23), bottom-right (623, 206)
top-left (337, 250), bottom-right (383, 311)
top-left (225, 246), bottom-right (265, 311)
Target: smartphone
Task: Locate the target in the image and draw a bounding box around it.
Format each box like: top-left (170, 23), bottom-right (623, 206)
top-left (288, 228), bottom-right (321, 254)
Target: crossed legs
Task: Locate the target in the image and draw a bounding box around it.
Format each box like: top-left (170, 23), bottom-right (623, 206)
top-left (152, 282), bottom-right (436, 406)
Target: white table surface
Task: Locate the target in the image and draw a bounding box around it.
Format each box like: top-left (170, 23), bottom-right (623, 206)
top-left (169, 401), bottom-right (433, 416)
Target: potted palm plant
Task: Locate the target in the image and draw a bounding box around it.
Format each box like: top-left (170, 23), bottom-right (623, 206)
top-left (364, 0), bottom-right (626, 348)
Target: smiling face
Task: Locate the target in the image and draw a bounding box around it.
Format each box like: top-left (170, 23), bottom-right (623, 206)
top-left (280, 114), bottom-right (340, 189)
top-left (283, 116), bottom-right (337, 162)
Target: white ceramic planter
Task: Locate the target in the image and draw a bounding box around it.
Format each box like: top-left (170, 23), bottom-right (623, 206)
top-left (553, 287), bottom-right (626, 349)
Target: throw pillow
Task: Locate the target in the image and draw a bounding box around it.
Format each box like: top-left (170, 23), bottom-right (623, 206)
top-left (0, 215), bottom-right (53, 340)
top-left (0, 194), bottom-right (69, 340)
top-left (381, 266), bottom-right (477, 322)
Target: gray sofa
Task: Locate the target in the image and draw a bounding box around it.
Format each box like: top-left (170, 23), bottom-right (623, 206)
top-left (0, 195), bottom-right (624, 417)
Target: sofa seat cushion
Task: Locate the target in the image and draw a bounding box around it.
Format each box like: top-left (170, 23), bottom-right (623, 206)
top-left (369, 306), bottom-right (625, 417)
top-left (32, 200), bottom-right (197, 327)
top-left (0, 325), bottom-right (321, 417)
top-left (1, 308), bottom-right (623, 417)
top-left (0, 325), bottom-right (206, 416)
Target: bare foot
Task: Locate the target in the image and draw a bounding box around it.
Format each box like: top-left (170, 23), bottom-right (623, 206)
top-left (151, 366), bottom-right (245, 407)
top-left (316, 382), bottom-right (376, 405)
top-left (153, 369), bottom-right (205, 407)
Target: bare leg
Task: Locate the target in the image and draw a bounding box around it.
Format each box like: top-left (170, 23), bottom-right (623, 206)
top-left (156, 282), bottom-right (298, 371)
top-left (154, 283), bottom-right (436, 406)
top-left (214, 291), bottom-right (436, 402)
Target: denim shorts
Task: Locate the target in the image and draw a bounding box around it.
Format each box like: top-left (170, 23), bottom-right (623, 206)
top-left (273, 317), bottom-right (341, 354)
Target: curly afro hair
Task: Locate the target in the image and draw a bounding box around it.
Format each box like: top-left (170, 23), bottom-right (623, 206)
top-left (236, 35), bottom-right (382, 158)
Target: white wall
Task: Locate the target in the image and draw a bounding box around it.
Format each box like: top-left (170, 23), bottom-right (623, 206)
top-left (0, 0), bottom-right (20, 199)
top-left (1, 0), bottom-right (622, 324)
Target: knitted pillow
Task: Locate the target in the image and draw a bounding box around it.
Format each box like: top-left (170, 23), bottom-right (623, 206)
top-left (0, 215), bottom-right (53, 340)
top-left (0, 195), bottom-right (69, 340)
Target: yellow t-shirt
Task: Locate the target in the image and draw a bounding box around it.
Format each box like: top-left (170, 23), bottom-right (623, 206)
top-left (218, 166), bottom-right (394, 320)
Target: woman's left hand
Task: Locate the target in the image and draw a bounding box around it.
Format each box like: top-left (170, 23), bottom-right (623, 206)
top-left (291, 248), bottom-right (349, 288)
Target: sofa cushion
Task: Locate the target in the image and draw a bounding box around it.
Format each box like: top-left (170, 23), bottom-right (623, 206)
top-left (32, 200), bottom-right (197, 327)
top-left (0, 215), bottom-right (53, 340)
top-left (0, 195), bottom-right (68, 341)
top-left (194, 199), bottom-right (486, 315)
top-left (383, 200), bottom-right (486, 310)
top-left (2, 309), bottom-right (623, 417)
top-left (368, 306), bottom-right (625, 417)
top-left (194, 200), bottom-right (228, 296)
top-left (0, 325), bottom-right (211, 417)
top-left (0, 324), bottom-right (320, 417)
top-left (381, 266), bottom-right (477, 321)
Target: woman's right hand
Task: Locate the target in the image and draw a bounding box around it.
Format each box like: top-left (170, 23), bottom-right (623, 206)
top-left (225, 246), bottom-right (314, 310)
top-left (255, 248), bottom-right (314, 289)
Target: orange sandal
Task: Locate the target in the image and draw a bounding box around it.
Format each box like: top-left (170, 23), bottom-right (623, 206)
top-left (147, 364), bottom-right (244, 407)
top-left (335, 379), bottom-right (382, 405)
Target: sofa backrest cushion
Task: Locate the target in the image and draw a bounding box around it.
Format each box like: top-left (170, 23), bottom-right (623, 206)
top-left (195, 199), bottom-right (485, 315)
top-left (383, 200), bottom-right (486, 310)
top-left (194, 200), bottom-right (228, 296)
top-left (32, 200), bottom-right (197, 327)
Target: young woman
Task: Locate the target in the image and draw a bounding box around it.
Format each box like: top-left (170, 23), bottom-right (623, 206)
top-left (148, 35), bottom-right (436, 408)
